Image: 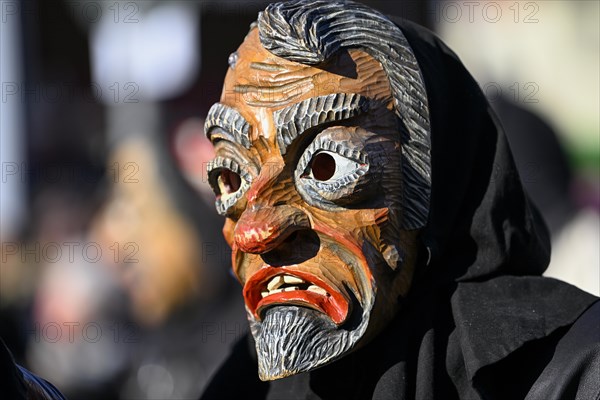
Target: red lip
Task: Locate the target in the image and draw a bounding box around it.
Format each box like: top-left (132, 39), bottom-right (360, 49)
top-left (243, 266), bottom-right (350, 325)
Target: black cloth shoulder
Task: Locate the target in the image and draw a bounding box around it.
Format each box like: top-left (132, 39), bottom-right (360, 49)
top-left (1, 338), bottom-right (67, 400)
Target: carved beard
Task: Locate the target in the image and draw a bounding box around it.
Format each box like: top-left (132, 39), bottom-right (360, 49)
top-left (249, 296), bottom-right (374, 380)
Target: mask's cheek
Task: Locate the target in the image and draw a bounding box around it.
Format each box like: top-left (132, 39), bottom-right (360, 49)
top-left (312, 207), bottom-right (418, 327)
top-left (306, 211), bottom-right (382, 310)
top-left (231, 249), bottom-right (264, 286)
top-left (309, 243), bottom-right (363, 299)
top-left (311, 205), bottom-right (388, 255)
top-left (223, 218), bottom-right (236, 247)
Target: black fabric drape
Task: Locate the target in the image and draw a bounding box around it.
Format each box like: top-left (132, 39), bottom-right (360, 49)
top-left (201, 15), bottom-right (599, 400)
top-left (0, 338), bottom-right (67, 400)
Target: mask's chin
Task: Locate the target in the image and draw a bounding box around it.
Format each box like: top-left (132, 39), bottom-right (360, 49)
top-left (249, 289), bottom-right (373, 381)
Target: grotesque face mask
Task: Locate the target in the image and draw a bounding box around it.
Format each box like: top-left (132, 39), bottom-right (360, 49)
top-left (205, 0), bottom-right (431, 381)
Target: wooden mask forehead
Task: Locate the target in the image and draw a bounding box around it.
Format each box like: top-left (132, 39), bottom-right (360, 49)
top-left (206, 29), bottom-right (395, 149)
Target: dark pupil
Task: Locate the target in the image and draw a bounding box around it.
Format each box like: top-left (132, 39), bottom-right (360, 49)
top-left (221, 170), bottom-right (241, 193)
top-left (311, 153), bottom-right (336, 181)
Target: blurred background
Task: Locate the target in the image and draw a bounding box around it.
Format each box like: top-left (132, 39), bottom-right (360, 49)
top-left (0, 1), bottom-right (598, 399)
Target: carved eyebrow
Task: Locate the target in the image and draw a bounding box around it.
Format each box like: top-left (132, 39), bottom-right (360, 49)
top-left (273, 93), bottom-right (370, 155)
top-left (204, 103), bottom-right (251, 149)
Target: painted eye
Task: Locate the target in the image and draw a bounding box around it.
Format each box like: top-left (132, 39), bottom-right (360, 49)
top-left (295, 139), bottom-right (369, 207)
top-left (309, 153), bottom-right (335, 181)
top-left (217, 169), bottom-right (242, 194)
top-left (207, 157), bottom-right (251, 215)
top-left (304, 151), bottom-right (362, 183)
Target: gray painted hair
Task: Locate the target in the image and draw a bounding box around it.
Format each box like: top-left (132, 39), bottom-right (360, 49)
top-left (257, 0), bottom-right (431, 230)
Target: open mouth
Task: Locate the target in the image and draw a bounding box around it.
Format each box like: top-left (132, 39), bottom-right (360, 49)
top-left (243, 266), bottom-right (351, 325)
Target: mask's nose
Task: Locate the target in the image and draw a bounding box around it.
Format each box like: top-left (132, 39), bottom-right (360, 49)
top-left (233, 205), bottom-right (310, 254)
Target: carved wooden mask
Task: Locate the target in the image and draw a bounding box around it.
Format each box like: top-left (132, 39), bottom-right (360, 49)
top-left (205, 0), bottom-right (431, 380)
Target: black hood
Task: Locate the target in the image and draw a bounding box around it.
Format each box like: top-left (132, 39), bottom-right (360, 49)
top-left (362, 18), bottom-right (598, 398)
top-left (398, 19), bottom-right (550, 285)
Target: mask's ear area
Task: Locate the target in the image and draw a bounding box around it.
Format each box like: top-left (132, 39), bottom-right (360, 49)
top-left (172, 117), bottom-right (216, 196)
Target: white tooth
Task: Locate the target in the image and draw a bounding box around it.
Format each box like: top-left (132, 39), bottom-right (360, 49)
top-left (307, 285), bottom-right (328, 296)
top-left (283, 286), bottom-right (299, 292)
top-left (270, 288), bottom-right (284, 294)
top-left (283, 275), bottom-right (304, 284)
top-left (267, 276), bottom-right (284, 291)
top-left (261, 291), bottom-right (269, 298)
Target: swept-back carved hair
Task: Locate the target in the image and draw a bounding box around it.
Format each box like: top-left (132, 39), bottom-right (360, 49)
top-left (257, 0), bottom-right (431, 230)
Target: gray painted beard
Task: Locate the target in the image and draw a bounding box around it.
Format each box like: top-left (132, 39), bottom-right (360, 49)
top-left (249, 305), bottom-right (370, 381)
